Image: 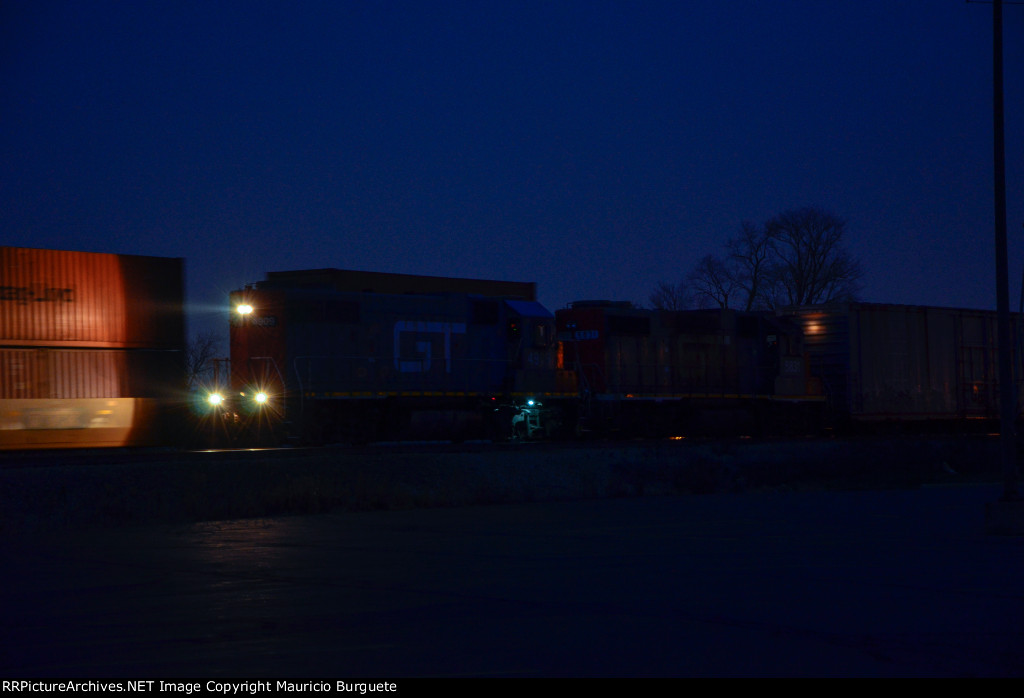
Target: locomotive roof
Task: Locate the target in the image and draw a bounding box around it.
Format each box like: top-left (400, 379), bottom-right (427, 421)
top-left (257, 268), bottom-right (536, 300)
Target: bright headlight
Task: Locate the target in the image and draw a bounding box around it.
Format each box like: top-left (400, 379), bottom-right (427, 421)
top-left (254, 392), bottom-right (268, 404)
top-left (237, 304), bottom-right (253, 315)
top-left (207, 392), bottom-right (224, 406)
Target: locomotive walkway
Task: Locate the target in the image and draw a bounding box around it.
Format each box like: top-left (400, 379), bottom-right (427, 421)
top-left (3, 482), bottom-right (1023, 677)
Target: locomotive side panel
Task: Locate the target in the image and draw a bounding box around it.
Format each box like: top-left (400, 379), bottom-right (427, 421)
top-left (557, 303), bottom-right (821, 436)
top-left (559, 305), bottom-right (803, 398)
top-left (269, 292), bottom-right (512, 398)
top-left (665, 310), bottom-right (741, 396)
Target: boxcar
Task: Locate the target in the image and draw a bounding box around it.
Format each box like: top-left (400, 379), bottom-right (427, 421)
top-left (555, 301), bottom-right (822, 436)
top-left (226, 269), bottom-right (575, 443)
top-left (782, 302), bottom-right (1024, 426)
top-left (0, 246), bottom-right (185, 449)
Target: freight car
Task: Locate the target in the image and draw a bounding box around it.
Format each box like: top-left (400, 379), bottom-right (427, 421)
top-left (555, 301), bottom-right (824, 436)
top-left (0, 246), bottom-right (186, 449)
top-left (782, 302), bottom-right (1024, 428)
top-left (222, 268), bottom-right (578, 444)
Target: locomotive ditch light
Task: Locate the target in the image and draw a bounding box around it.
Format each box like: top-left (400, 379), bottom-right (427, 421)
top-left (207, 392), bottom-right (224, 406)
top-left (241, 389), bottom-right (270, 406)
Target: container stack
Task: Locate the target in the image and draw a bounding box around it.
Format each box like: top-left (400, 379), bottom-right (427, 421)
top-left (1, 247), bottom-right (185, 448)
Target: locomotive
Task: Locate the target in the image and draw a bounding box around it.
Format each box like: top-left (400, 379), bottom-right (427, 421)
top-left (556, 301), bottom-right (823, 436)
top-left (217, 268), bottom-right (823, 443)
top-left (220, 268), bottom-right (578, 444)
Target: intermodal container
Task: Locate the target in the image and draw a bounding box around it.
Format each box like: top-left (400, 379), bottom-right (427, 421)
top-left (783, 303), bottom-right (1024, 421)
top-left (1, 247), bottom-right (185, 448)
top-left (1, 246), bottom-right (184, 349)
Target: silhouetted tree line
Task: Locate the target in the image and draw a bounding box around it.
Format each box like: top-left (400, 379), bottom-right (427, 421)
top-left (650, 207), bottom-right (863, 311)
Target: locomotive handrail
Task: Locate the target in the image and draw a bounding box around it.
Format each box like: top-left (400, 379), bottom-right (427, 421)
top-left (246, 356), bottom-right (285, 389)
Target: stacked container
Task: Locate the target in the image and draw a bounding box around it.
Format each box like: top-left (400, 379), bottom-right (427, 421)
top-left (1, 247), bottom-right (185, 448)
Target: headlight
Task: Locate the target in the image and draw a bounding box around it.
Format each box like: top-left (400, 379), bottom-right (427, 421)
top-left (236, 304), bottom-right (253, 315)
top-left (254, 392), bottom-right (268, 404)
top-left (207, 392), bottom-right (224, 406)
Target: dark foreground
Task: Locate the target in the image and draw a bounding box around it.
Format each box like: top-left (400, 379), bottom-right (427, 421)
top-left (0, 436), bottom-right (1010, 536)
top-left (3, 483), bottom-right (1023, 677)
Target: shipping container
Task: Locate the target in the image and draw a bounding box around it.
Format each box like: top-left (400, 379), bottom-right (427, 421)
top-left (0, 347), bottom-right (182, 400)
top-left (0, 246), bottom-right (184, 349)
top-left (1, 247), bottom-right (185, 448)
top-left (782, 303), bottom-right (1024, 423)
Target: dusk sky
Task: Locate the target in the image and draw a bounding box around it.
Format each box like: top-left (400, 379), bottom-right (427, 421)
top-left (2, 1), bottom-right (1022, 337)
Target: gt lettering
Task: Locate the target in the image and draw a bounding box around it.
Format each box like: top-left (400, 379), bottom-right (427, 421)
top-left (393, 321), bottom-right (466, 373)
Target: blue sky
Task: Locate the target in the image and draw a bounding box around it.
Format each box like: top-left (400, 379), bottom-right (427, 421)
top-left (2, 1), bottom-right (1022, 336)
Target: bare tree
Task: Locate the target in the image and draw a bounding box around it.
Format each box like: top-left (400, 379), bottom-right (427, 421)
top-left (727, 221), bottom-right (777, 311)
top-left (185, 331), bottom-right (223, 391)
top-left (766, 207), bottom-right (862, 306)
top-left (687, 254), bottom-right (738, 309)
top-left (669, 207), bottom-right (863, 312)
top-left (648, 280), bottom-right (689, 310)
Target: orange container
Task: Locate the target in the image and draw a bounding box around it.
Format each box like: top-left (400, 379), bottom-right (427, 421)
top-left (1, 247), bottom-right (186, 448)
top-left (1, 246), bottom-right (184, 349)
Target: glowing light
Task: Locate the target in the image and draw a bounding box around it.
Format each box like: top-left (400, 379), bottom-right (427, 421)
top-left (255, 392), bottom-right (268, 404)
top-left (527, 399), bottom-right (535, 406)
top-left (207, 392), bottom-right (223, 406)
top-left (237, 304), bottom-right (254, 315)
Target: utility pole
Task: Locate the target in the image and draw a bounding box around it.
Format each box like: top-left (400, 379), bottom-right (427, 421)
top-left (992, 0), bottom-right (1018, 502)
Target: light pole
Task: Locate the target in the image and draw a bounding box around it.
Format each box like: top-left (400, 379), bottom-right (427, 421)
top-left (991, 0), bottom-right (1018, 501)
